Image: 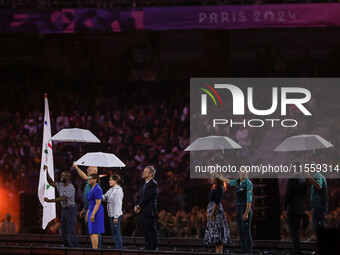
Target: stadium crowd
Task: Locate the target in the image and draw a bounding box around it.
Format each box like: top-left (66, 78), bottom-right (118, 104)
top-left (0, 77), bottom-right (339, 240)
top-left (0, 34), bottom-right (339, 240)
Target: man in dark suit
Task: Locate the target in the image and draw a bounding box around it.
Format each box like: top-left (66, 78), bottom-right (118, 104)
top-left (284, 162), bottom-right (308, 255)
top-left (134, 166), bottom-right (159, 250)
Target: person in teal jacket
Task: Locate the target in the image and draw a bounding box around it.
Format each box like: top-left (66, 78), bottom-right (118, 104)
top-left (215, 167), bottom-right (253, 254)
top-left (304, 165), bottom-right (328, 233)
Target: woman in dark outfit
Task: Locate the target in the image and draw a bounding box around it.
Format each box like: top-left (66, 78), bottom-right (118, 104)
top-left (204, 178), bottom-right (231, 253)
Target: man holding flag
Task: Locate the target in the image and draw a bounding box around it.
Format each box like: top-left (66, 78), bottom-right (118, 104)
top-left (38, 93), bottom-right (79, 247)
top-left (38, 93), bottom-right (56, 229)
top-left (44, 166), bottom-right (79, 248)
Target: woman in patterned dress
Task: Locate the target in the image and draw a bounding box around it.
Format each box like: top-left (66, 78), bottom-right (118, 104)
top-left (204, 178), bottom-right (231, 253)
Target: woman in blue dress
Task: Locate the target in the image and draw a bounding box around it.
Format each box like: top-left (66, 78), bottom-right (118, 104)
top-left (86, 173), bottom-right (105, 249)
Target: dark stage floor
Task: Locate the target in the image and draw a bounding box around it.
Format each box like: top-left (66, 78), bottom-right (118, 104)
top-left (0, 234), bottom-right (316, 255)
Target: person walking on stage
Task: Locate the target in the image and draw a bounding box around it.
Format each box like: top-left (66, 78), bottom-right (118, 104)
top-left (102, 174), bottom-right (124, 249)
top-left (86, 173), bottom-right (105, 249)
top-left (215, 167), bottom-right (253, 254)
top-left (134, 166), bottom-right (159, 251)
top-left (304, 163), bottom-right (328, 233)
top-left (204, 177), bottom-right (231, 253)
top-left (284, 162), bottom-right (308, 255)
top-left (73, 162), bottom-right (102, 248)
top-left (43, 165), bottom-right (79, 248)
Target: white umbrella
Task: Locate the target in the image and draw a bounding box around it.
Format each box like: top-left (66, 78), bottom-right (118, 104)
top-left (184, 135), bottom-right (242, 152)
top-left (51, 128), bottom-right (100, 143)
top-left (274, 134), bottom-right (333, 152)
top-left (75, 152), bottom-right (125, 168)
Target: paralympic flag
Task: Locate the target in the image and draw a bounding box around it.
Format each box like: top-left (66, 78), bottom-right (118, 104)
top-left (38, 93), bottom-right (56, 229)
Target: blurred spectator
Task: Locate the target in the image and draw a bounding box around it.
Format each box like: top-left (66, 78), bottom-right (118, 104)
top-left (56, 111), bottom-right (70, 131)
top-left (0, 214), bottom-right (16, 234)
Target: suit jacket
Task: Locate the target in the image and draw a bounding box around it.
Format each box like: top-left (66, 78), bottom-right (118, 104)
top-left (284, 174), bottom-right (308, 215)
top-left (136, 179), bottom-right (158, 217)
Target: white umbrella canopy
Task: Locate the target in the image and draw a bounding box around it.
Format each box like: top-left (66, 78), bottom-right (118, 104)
top-left (51, 128), bottom-right (100, 143)
top-left (274, 134), bottom-right (334, 152)
top-left (184, 135), bottom-right (242, 152)
top-left (75, 152), bottom-right (125, 168)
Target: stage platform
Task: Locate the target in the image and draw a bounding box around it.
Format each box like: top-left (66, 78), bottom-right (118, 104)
top-left (0, 234), bottom-right (316, 255)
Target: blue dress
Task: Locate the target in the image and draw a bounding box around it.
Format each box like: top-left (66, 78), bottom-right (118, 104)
top-left (87, 184), bottom-right (105, 234)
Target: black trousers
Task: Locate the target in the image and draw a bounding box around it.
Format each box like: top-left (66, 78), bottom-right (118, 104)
top-left (61, 206), bottom-right (79, 248)
top-left (312, 207), bottom-right (327, 233)
top-left (287, 214), bottom-right (303, 255)
top-left (139, 216), bottom-right (158, 250)
top-left (236, 205), bottom-right (252, 254)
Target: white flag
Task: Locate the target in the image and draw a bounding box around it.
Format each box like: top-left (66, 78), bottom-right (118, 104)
top-left (38, 93), bottom-right (56, 229)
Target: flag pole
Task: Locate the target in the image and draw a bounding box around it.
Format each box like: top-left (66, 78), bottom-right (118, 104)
top-left (39, 93), bottom-right (56, 229)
